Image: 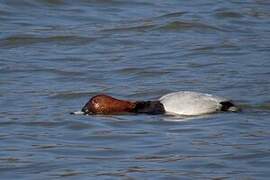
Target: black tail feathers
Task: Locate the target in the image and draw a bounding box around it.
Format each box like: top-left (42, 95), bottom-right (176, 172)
top-left (220, 101), bottom-right (240, 112)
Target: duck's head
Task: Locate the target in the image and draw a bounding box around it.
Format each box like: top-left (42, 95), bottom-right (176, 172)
top-left (73, 94), bottom-right (136, 115)
top-left (71, 94), bottom-right (165, 115)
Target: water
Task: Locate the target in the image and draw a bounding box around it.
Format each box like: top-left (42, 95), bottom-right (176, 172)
top-left (1, 0), bottom-right (270, 179)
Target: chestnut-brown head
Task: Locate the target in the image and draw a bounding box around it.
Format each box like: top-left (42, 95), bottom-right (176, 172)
top-left (81, 94), bottom-right (136, 115)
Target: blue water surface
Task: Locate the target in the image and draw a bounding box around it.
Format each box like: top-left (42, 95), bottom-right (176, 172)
top-left (1, 0), bottom-right (270, 179)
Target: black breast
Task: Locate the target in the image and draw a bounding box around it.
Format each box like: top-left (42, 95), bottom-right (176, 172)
top-left (133, 101), bottom-right (165, 115)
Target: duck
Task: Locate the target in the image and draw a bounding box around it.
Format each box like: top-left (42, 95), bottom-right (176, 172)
top-left (71, 91), bottom-right (239, 116)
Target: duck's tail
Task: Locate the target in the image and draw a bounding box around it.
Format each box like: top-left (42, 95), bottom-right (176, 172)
top-left (220, 101), bottom-right (240, 112)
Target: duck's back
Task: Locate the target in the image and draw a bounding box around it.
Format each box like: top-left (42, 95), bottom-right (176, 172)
top-left (159, 91), bottom-right (227, 115)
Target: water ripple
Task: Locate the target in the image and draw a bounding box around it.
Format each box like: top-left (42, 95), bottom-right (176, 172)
top-left (158, 20), bottom-right (226, 32)
top-left (215, 11), bottom-right (243, 19)
top-left (157, 11), bottom-right (187, 19)
top-left (1, 0), bottom-right (270, 179)
top-left (101, 23), bottom-right (156, 33)
top-left (0, 35), bottom-right (95, 48)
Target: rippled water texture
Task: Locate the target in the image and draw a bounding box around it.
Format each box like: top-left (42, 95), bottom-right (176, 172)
top-left (1, 0), bottom-right (270, 179)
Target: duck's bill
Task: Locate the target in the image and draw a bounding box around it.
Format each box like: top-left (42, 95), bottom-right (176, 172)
top-left (70, 111), bottom-right (85, 115)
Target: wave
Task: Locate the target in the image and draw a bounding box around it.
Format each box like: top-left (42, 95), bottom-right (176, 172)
top-left (0, 35), bottom-right (95, 48)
